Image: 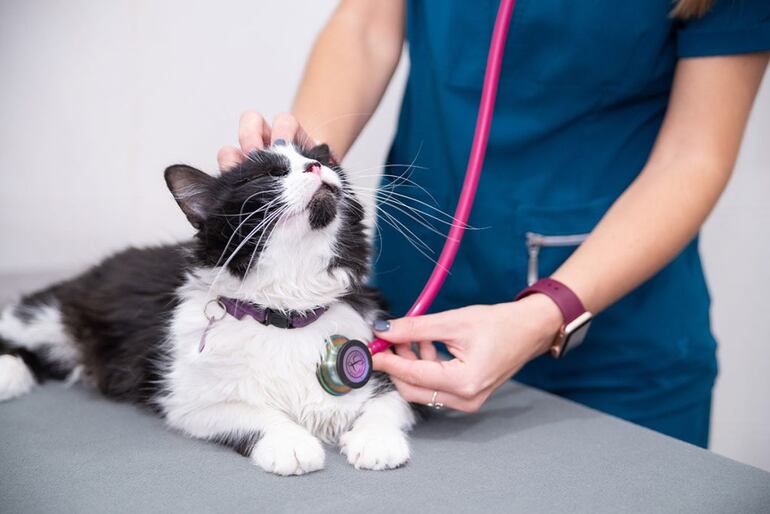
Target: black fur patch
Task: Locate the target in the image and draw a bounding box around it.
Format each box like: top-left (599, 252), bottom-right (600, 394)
top-left (330, 197), bottom-right (369, 283)
top-left (0, 336), bottom-right (67, 382)
top-left (211, 431), bottom-right (262, 457)
top-left (35, 245), bottom-right (190, 407)
top-left (368, 371), bottom-right (396, 397)
top-left (184, 156), bottom-right (290, 277)
top-left (342, 286), bottom-right (389, 315)
top-left (307, 184), bottom-right (340, 229)
top-left (13, 288), bottom-right (56, 324)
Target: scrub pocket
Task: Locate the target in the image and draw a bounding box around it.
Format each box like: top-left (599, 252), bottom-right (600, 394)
top-left (514, 196), bottom-right (615, 283)
top-left (526, 232), bottom-right (588, 285)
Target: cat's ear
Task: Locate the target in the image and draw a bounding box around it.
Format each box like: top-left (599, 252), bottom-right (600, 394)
top-left (305, 143), bottom-right (335, 166)
top-left (164, 165), bottom-right (217, 229)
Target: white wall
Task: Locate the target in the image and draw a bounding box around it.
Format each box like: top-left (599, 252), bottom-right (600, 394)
top-left (702, 78), bottom-right (770, 471)
top-left (0, 0), bottom-right (767, 470)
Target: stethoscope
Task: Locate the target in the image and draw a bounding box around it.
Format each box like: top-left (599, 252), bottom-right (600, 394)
top-left (316, 0), bottom-right (517, 395)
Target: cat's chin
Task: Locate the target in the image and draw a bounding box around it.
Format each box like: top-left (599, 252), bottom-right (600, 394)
top-left (307, 184), bottom-right (339, 230)
top-left (273, 183), bottom-right (339, 231)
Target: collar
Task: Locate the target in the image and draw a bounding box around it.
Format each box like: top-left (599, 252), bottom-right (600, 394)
top-left (217, 296), bottom-right (327, 329)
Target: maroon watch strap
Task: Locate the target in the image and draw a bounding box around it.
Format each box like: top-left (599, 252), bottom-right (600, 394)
top-left (515, 278), bottom-right (587, 323)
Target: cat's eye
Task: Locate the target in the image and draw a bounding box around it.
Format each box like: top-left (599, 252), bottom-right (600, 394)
top-left (233, 166), bottom-right (289, 185)
top-left (268, 167), bottom-right (289, 177)
top-left (233, 176), bottom-right (254, 186)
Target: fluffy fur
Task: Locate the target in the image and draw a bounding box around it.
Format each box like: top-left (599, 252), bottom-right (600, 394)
top-left (0, 143), bottom-right (414, 475)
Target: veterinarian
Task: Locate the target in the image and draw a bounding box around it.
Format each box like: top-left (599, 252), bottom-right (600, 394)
top-left (218, 1), bottom-right (770, 447)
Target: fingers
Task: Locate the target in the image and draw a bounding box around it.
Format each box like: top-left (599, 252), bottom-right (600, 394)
top-left (394, 343), bottom-right (418, 361)
top-left (239, 110), bottom-right (271, 154)
top-left (373, 310), bottom-right (459, 345)
top-left (372, 350), bottom-right (460, 392)
top-left (217, 145), bottom-right (244, 172)
top-left (418, 341), bottom-right (438, 361)
top-left (390, 378), bottom-right (486, 414)
top-left (391, 372), bottom-right (510, 414)
top-left (271, 112), bottom-right (314, 149)
top-left (233, 111), bottom-right (316, 164)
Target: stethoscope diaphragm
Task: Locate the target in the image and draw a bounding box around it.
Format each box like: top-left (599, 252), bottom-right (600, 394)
top-left (317, 335), bottom-right (372, 396)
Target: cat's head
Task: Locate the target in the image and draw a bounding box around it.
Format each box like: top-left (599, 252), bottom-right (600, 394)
top-left (164, 143), bottom-right (369, 296)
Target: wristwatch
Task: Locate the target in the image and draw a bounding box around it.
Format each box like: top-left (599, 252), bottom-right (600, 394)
top-left (515, 278), bottom-right (592, 358)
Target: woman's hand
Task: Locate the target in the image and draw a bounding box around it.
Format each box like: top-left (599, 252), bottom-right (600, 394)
top-left (372, 294), bottom-right (563, 412)
top-left (216, 111), bottom-right (315, 171)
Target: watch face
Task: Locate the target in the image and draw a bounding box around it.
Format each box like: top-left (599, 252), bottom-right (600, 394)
top-left (566, 318), bottom-right (591, 348)
top-left (559, 312), bottom-right (593, 357)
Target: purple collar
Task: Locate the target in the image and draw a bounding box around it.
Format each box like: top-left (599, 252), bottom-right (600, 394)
top-left (218, 296), bottom-right (327, 329)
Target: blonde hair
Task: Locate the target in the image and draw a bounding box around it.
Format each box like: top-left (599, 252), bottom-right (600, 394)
top-left (671, 0), bottom-right (715, 19)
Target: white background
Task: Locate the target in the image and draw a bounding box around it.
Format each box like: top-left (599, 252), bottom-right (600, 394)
top-left (0, 1), bottom-right (768, 471)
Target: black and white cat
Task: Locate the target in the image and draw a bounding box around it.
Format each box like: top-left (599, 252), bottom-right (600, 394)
top-left (0, 143), bottom-right (414, 475)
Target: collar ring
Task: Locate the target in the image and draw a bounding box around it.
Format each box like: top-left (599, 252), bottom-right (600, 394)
top-left (204, 298), bottom-right (227, 322)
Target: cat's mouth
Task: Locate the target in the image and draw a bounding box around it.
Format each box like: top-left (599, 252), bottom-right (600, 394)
top-left (306, 182), bottom-right (340, 230)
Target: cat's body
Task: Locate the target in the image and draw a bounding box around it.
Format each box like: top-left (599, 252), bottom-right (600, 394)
top-left (0, 144), bottom-right (414, 475)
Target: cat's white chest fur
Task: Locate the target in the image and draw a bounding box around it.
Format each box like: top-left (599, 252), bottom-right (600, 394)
top-left (160, 289), bottom-right (376, 444)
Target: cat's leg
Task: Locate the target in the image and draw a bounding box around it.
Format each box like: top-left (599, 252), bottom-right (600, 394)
top-left (164, 401), bottom-right (325, 476)
top-left (0, 298), bottom-right (78, 401)
top-left (340, 388), bottom-right (415, 470)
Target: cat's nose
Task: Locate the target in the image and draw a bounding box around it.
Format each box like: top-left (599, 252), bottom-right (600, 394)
top-left (304, 161), bottom-right (321, 175)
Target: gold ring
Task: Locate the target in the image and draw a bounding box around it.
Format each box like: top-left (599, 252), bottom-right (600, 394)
top-left (427, 391), bottom-right (444, 411)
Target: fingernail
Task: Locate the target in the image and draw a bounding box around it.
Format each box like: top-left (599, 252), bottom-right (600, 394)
top-left (373, 319), bottom-right (390, 332)
top-left (273, 139), bottom-right (286, 146)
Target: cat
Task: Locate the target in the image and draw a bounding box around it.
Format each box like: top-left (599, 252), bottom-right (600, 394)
top-left (0, 142), bottom-right (414, 475)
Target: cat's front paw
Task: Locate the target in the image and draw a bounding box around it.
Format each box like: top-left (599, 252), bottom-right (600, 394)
top-left (340, 426), bottom-right (410, 470)
top-left (252, 429), bottom-right (325, 476)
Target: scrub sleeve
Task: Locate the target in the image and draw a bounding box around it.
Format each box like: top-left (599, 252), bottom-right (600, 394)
top-left (374, 0), bottom-right (770, 447)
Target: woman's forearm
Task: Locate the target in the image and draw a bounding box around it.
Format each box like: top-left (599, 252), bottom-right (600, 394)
top-left (292, 0), bottom-right (405, 158)
top-left (552, 54), bottom-right (769, 314)
top-left (551, 151), bottom-right (732, 314)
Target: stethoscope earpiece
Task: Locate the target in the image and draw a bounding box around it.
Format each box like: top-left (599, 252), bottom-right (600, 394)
top-left (317, 335), bottom-right (372, 396)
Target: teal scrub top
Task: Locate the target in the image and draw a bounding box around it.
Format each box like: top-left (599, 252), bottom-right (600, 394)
top-left (375, 0), bottom-right (770, 443)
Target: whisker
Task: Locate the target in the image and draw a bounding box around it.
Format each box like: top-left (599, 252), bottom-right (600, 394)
top-left (235, 205), bottom-right (291, 294)
top-left (375, 209), bottom-right (449, 272)
top-left (352, 175), bottom-right (440, 207)
top-left (376, 208), bottom-right (433, 255)
top-left (346, 186), bottom-right (481, 239)
top-left (213, 195), bottom-right (284, 269)
top-left (349, 186), bottom-right (476, 230)
top-left (372, 199), bottom-right (459, 243)
top-left (207, 201), bottom-right (286, 296)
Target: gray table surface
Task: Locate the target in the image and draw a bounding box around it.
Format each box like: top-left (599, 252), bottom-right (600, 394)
top-left (1, 273), bottom-right (770, 513)
top-left (1, 381), bottom-right (769, 514)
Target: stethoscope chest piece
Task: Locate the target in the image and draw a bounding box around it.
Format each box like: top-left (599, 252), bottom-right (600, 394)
top-left (317, 335), bottom-right (372, 396)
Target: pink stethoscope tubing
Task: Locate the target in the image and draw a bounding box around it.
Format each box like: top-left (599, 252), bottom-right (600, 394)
top-left (368, 0), bottom-right (516, 355)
